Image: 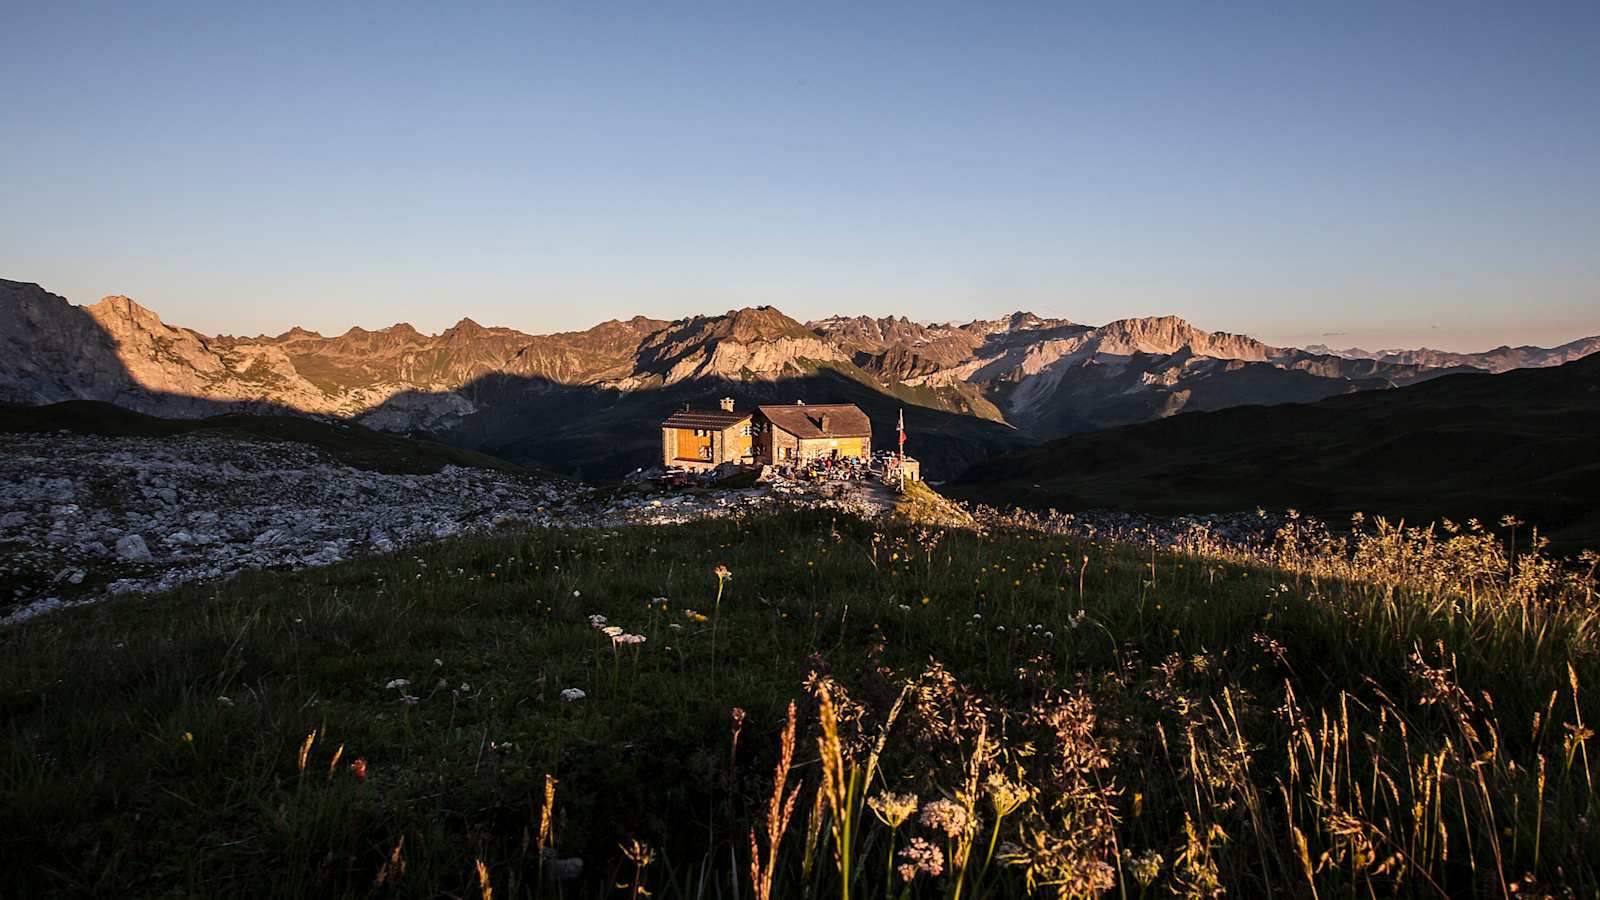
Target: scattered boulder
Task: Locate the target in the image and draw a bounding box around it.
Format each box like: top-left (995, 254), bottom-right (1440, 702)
top-left (115, 534), bottom-right (153, 562)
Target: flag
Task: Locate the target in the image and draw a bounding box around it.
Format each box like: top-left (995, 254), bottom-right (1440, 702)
top-left (897, 408), bottom-right (906, 457)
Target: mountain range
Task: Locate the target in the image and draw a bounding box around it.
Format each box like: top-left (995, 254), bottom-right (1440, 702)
top-left (1303, 340), bottom-right (1600, 372)
top-left (3, 276), bottom-right (1597, 479)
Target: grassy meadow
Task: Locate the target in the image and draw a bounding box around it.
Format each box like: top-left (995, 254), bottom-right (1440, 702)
top-left (3, 505), bottom-right (1598, 898)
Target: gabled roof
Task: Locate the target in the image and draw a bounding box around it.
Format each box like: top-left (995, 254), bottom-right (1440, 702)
top-left (662, 409), bottom-right (752, 430)
top-left (756, 403), bottom-right (872, 439)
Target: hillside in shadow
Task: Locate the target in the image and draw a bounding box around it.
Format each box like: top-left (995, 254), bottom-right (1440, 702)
top-left (0, 400), bottom-right (539, 476)
top-left (375, 366), bottom-right (1032, 481)
top-left (951, 354), bottom-right (1600, 550)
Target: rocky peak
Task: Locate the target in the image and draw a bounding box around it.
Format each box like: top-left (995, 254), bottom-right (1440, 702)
top-left (88, 294), bottom-right (159, 318)
top-left (1003, 311), bottom-right (1047, 331)
top-left (958, 311), bottom-right (1076, 339)
top-left (720, 306), bottom-right (815, 342)
top-left (444, 317), bottom-right (486, 336)
top-left (275, 326), bottom-right (325, 342)
top-left (809, 314), bottom-right (941, 351)
top-left (86, 295), bottom-right (180, 337)
top-left (627, 305), bottom-right (845, 386)
top-left (1091, 316), bottom-right (1276, 361)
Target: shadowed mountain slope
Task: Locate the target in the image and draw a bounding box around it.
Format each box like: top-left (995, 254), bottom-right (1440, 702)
top-left (951, 354), bottom-right (1600, 550)
top-left (418, 366), bottom-right (1030, 481)
top-left (813, 310), bottom-right (1489, 438)
top-left (0, 400), bottom-right (533, 476)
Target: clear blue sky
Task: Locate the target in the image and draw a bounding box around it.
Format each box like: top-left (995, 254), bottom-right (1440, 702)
top-left (4, 2), bottom-right (1597, 350)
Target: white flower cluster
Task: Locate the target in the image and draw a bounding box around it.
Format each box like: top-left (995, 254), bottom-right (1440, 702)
top-left (383, 677), bottom-right (419, 705)
top-left (919, 798), bottom-right (972, 838)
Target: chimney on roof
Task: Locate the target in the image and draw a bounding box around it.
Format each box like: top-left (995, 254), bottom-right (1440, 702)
top-left (819, 413), bottom-right (831, 433)
top-left (719, 397), bottom-right (735, 412)
top-left (796, 399), bottom-right (805, 405)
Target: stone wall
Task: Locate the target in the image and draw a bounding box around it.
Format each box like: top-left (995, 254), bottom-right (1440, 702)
top-left (766, 427), bottom-right (799, 464)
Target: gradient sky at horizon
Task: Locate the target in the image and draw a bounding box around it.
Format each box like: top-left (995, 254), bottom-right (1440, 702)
top-left (3, 2), bottom-right (1598, 351)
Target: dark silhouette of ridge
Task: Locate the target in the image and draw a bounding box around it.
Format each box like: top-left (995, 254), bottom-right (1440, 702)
top-left (364, 366), bottom-right (1031, 481)
top-left (951, 354), bottom-right (1600, 550)
top-left (0, 399), bottom-right (530, 476)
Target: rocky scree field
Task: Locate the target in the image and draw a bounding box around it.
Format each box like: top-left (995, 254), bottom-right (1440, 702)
top-left (0, 411), bottom-right (905, 624)
top-left (2, 498), bottom-right (1597, 898)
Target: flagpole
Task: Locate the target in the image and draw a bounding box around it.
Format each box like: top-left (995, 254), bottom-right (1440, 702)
top-left (896, 408), bottom-right (906, 491)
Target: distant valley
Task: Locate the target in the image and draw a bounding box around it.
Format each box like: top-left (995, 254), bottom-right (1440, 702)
top-left (3, 277), bottom-right (1596, 480)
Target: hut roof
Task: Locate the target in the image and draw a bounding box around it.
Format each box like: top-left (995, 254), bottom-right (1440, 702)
top-left (756, 403), bottom-right (872, 439)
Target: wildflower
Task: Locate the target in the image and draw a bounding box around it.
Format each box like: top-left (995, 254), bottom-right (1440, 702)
top-left (560, 688), bottom-right (586, 702)
top-left (351, 758), bottom-right (368, 781)
top-left (684, 609), bottom-right (709, 623)
top-left (602, 625), bottom-right (624, 639)
top-left (588, 614), bottom-right (608, 628)
top-left (182, 731), bottom-right (194, 744)
top-left (619, 633), bottom-right (646, 645)
top-left (217, 695), bottom-right (234, 707)
top-left (384, 678), bottom-right (410, 690)
top-left (433, 658), bottom-right (443, 667)
top-left (897, 837), bottom-right (945, 881)
top-left (399, 693), bottom-right (420, 706)
top-left (919, 798), bottom-right (971, 838)
top-left (868, 791), bottom-right (919, 828)
top-left (1123, 849), bottom-right (1164, 887)
top-left (984, 773), bottom-right (1031, 817)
